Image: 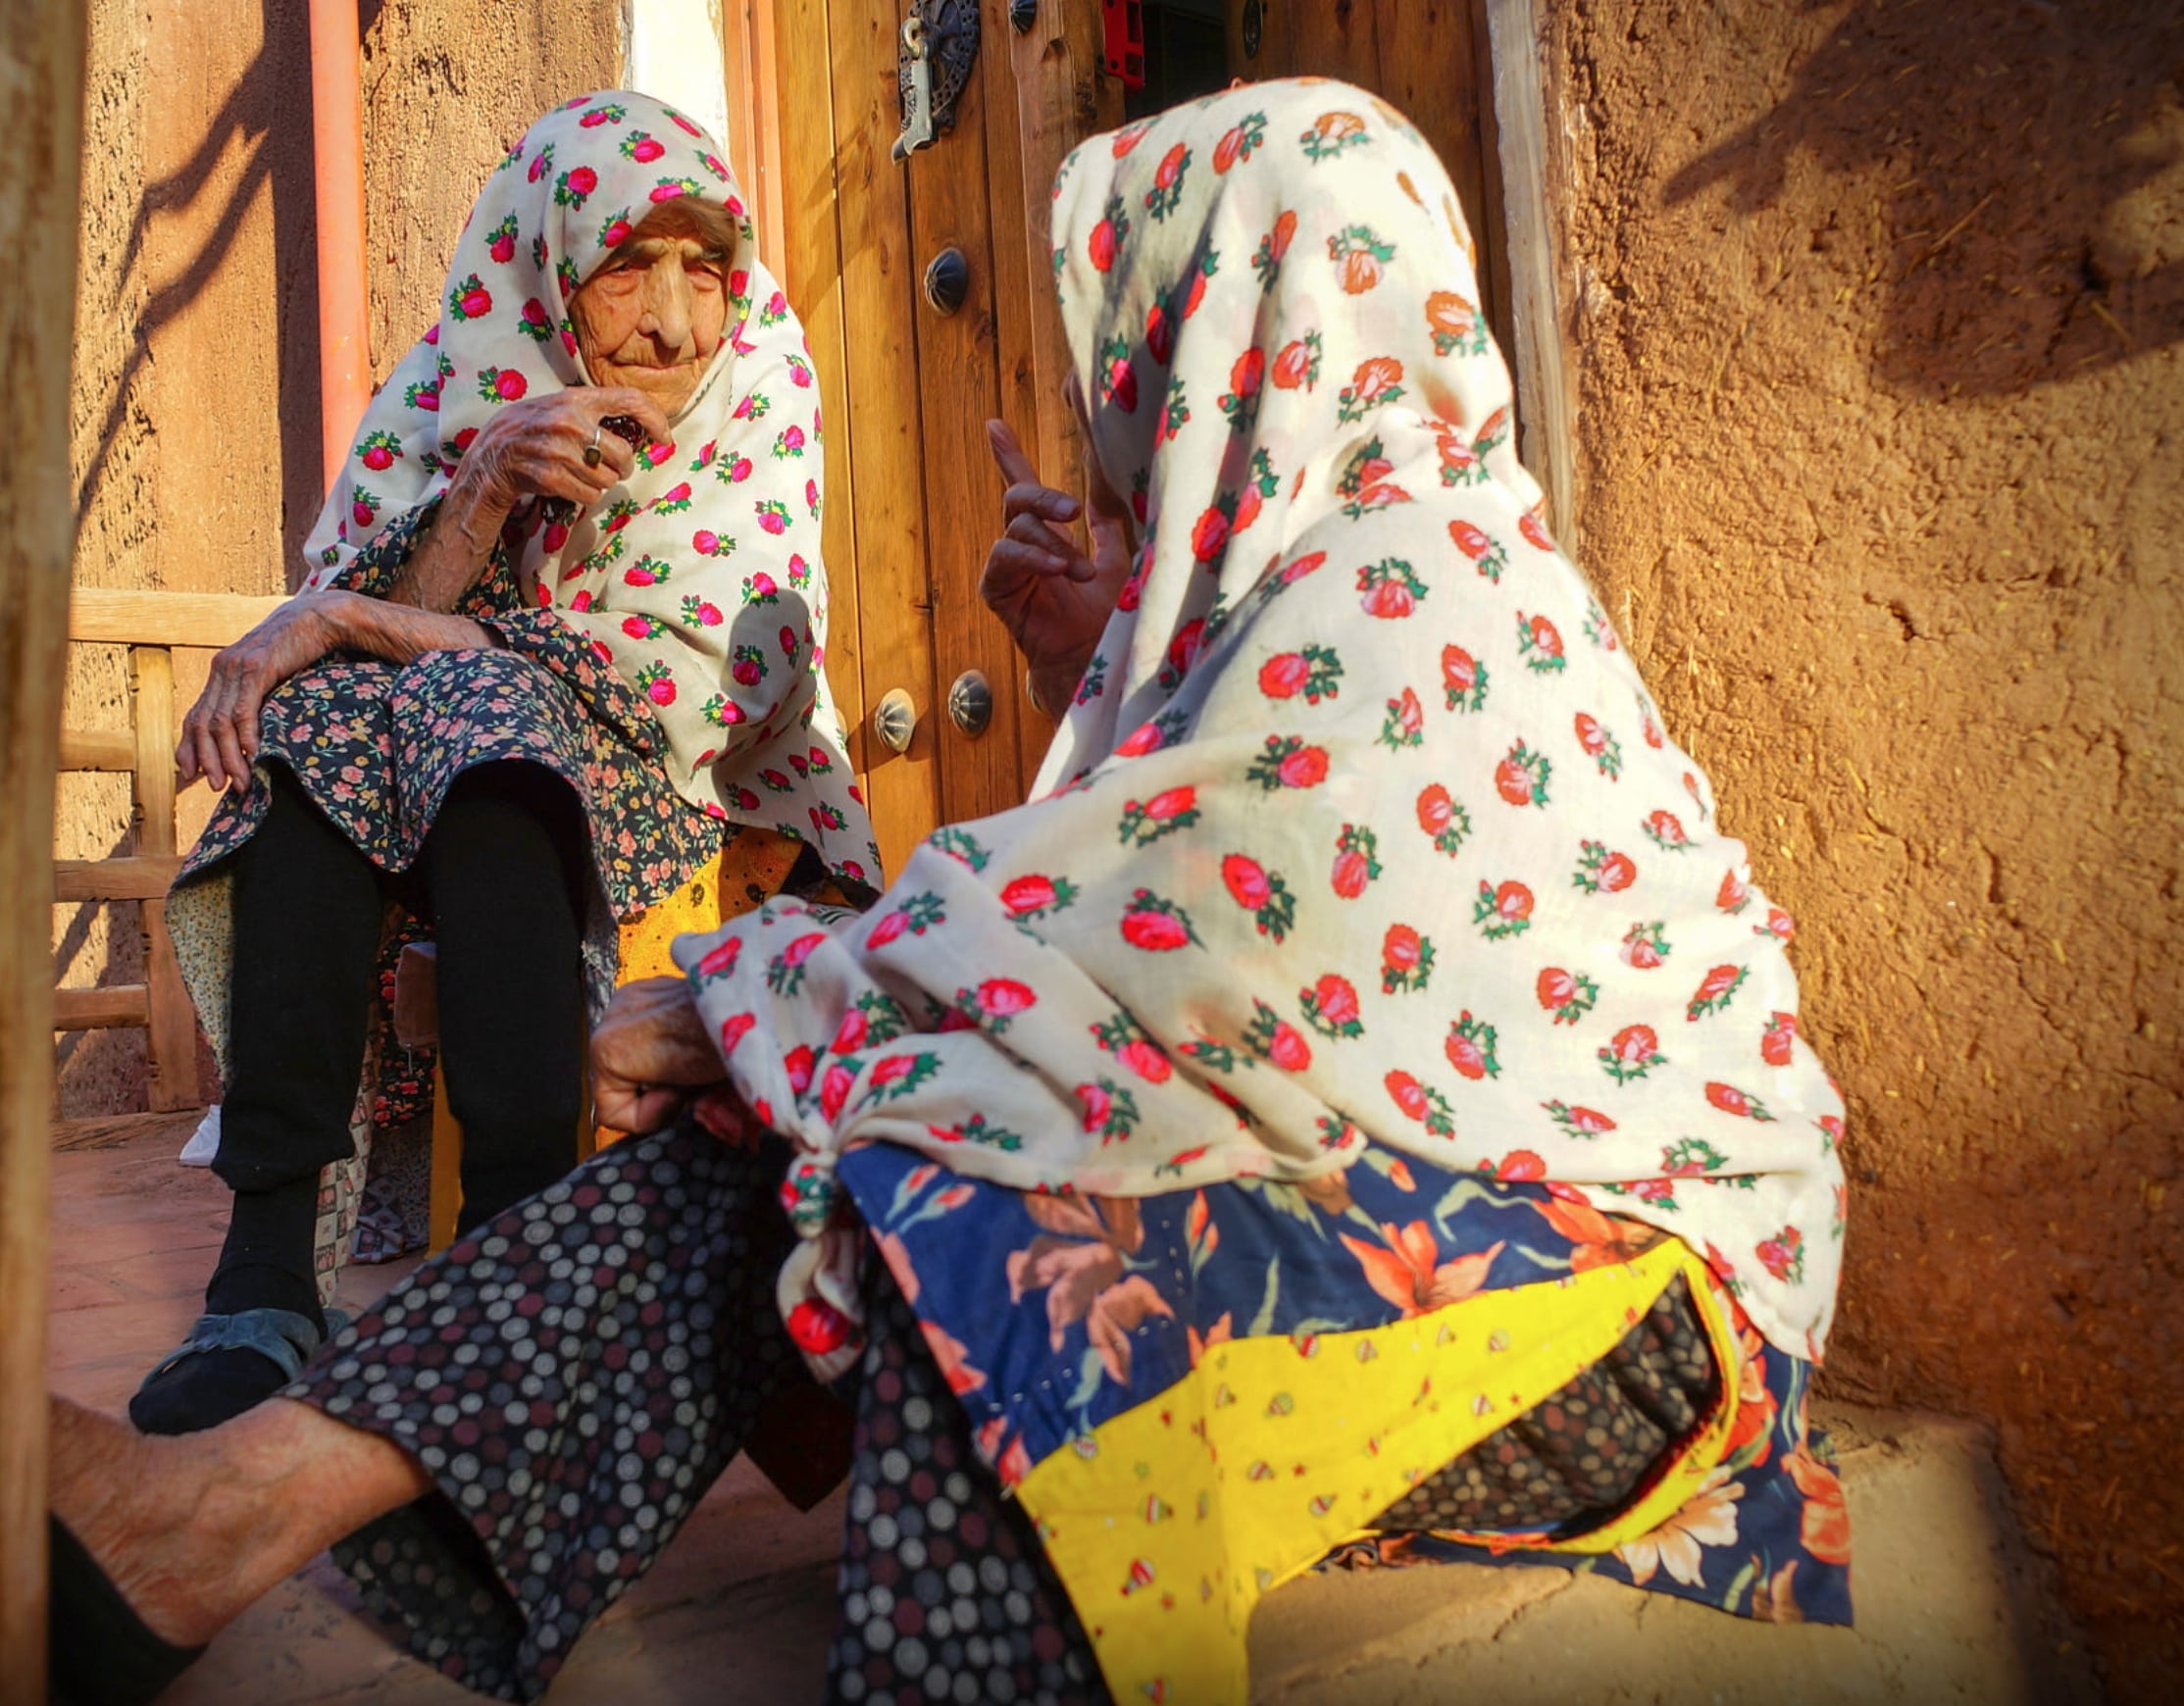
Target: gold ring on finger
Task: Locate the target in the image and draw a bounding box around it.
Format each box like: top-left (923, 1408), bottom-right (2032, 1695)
top-left (584, 425), bottom-right (604, 469)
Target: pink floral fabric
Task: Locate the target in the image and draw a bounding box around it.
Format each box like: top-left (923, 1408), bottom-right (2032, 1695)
top-left (676, 78), bottom-right (1846, 1376)
top-left (302, 89), bottom-right (876, 883)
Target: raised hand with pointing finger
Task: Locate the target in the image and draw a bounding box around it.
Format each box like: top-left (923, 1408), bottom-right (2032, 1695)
top-left (979, 413), bottom-right (1134, 718)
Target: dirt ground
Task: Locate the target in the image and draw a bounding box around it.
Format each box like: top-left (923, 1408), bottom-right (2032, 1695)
top-left (1548, 0), bottom-right (2184, 1694)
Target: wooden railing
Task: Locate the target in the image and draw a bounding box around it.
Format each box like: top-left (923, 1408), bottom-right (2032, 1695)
top-left (52, 587), bottom-right (284, 1112)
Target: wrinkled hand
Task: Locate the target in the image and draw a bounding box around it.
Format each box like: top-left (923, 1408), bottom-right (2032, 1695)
top-left (447, 385), bottom-right (675, 517)
top-left (978, 419), bottom-right (1131, 706)
top-left (178, 596), bottom-right (347, 790)
top-left (589, 976), bottom-right (730, 1134)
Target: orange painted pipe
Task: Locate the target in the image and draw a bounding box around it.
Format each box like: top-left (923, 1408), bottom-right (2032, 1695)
top-left (309, 0), bottom-right (371, 497)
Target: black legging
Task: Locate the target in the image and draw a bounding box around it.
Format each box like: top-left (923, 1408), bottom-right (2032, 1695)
top-left (212, 760), bottom-right (588, 1313)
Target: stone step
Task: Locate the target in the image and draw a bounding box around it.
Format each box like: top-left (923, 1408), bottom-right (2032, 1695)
top-left (1251, 1404), bottom-right (2100, 1706)
top-left (157, 1404), bottom-right (2095, 1704)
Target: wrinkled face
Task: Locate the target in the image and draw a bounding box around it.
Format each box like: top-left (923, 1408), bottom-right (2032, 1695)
top-left (569, 201), bottom-right (733, 416)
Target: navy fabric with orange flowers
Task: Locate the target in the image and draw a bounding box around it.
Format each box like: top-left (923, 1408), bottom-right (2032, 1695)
top-left (837, 1134), bottom-right (1852, 1628)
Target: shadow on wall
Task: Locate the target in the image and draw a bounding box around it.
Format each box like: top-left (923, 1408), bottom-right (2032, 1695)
top-left (1662, 0), bottom-right (2184, 396)
top-left (76, 0), bottom-right (324, 584)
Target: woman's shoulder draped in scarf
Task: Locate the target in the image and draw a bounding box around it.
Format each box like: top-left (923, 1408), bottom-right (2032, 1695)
top-left (302, 89), bottom-right (878, 887)
top-left (677, 77), bottom-right (1845, 1375)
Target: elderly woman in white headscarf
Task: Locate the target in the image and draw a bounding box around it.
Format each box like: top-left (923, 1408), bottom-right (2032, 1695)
top-left (134, 90), bottom-right (877, 1435)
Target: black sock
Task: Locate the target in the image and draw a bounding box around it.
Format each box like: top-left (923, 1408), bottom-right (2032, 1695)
top-left (423, 763), bottom-right (589, 1228)
top-left (132, 1177), bottom-right (329, 1437)
top-left (203, 1176), bottom-right (326, 1330)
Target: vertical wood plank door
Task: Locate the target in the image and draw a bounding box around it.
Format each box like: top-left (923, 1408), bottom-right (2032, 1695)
top-left (904, 7), bottom-right (1033, 835)
top-left (761, 0), bottom-right (1114, 872)
top-left (758, 3), bottom-right (1529, 867)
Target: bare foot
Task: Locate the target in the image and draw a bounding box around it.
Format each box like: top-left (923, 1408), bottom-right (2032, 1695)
top-left (48, 1394), bottom-right (429, 1649)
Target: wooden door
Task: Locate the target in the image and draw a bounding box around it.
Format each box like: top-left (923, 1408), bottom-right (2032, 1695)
top-left (725, 2), bottom-right (1522, 876)
top-left (1221, 3), bottom-right (1584, 531)
top-left (724, 0), bottom-right (1114, 879)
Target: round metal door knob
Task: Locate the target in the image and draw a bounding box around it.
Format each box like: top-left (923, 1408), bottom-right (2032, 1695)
top-left (924, 245), bottom-right (970, 316)
top-left (873, 687), bottom-right (917, 754)
top-left (947, 670), bottom-right (992, 737)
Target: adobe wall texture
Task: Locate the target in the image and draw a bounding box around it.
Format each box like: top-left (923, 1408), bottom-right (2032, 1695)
top-left (56, 1), bottom-right (621, 1114)
top-left (1548, 0), bottom-right (2182, 1691)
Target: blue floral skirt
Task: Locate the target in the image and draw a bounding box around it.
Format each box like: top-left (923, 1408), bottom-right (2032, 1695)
top-left (835, 1135), bottom-right (1851, 1700)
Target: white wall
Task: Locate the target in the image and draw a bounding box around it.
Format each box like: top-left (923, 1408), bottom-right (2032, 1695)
top-left (622, 0), bottom-right (730, 147)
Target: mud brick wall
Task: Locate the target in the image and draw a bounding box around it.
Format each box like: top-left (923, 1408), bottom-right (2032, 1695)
top-left (1547, 1), bottom-right (2182, 1692)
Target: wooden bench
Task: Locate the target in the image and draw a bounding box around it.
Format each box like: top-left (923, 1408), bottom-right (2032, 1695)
top-left (51, 587), bottom-right (284, 1113)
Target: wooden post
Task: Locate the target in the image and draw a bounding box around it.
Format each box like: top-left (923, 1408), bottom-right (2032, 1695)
top-left (0, 1), bottom-right (89, 1688)
top-left (132, 647), bottom-right (197, 1113)
top-left (720, 0), bottom-right (787, 269)
top-left (1481, 0), bottom-right (1580, 545)
top-left (308, 0), bottom-right (372, 493)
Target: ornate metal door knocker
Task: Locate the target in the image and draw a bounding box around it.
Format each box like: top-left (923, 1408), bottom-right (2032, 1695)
top-left (892, 0), bottom-right (982, 162)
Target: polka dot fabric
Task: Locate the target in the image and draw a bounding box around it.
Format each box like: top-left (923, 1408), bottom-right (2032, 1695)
top-left (280, 1137), bottom-right (1786, 1702)
top-left (268, 1118), bottom-right (1843, 1685)
top-left (1367, 1273), bottom-right (1718, 1534)
top-left (287, 1123), bottom-right (1109, 1702)
top-left (291, 1124), bottom-right (809, 1698)
top-left (830, 1283), bottom-right (1108, 1706)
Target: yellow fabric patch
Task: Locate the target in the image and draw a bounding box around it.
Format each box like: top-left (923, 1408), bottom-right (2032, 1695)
top-left (1013, 1240), bottom-right (1736, 1705)
top-left (616, 829), bottom-right (806, 983)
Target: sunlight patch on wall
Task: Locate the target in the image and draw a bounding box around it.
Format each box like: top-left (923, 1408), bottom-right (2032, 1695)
top-left (624, 0), bottom-right (730, 147)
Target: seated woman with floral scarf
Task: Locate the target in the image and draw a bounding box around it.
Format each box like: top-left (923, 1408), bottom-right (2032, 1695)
top-left (55, 79), bottom-right (1850, 1706)
top-left (132, 90), bottom-right (877, 1435)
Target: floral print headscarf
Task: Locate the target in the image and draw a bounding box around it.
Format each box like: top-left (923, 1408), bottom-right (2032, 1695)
top-left (303, 89), bottom-right (877, 883)
top-left (681, 79), bottom-right (1845, 1373)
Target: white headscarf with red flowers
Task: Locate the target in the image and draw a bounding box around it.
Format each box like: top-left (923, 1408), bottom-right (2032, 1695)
top-left (678, 79), bottom-right (1844, 1375)
top-left (303, 89), bottom-right (877, 884)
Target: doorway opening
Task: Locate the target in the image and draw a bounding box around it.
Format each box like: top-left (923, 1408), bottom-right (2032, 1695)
top-left (1121, 1), bottom-right (1231, 120)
